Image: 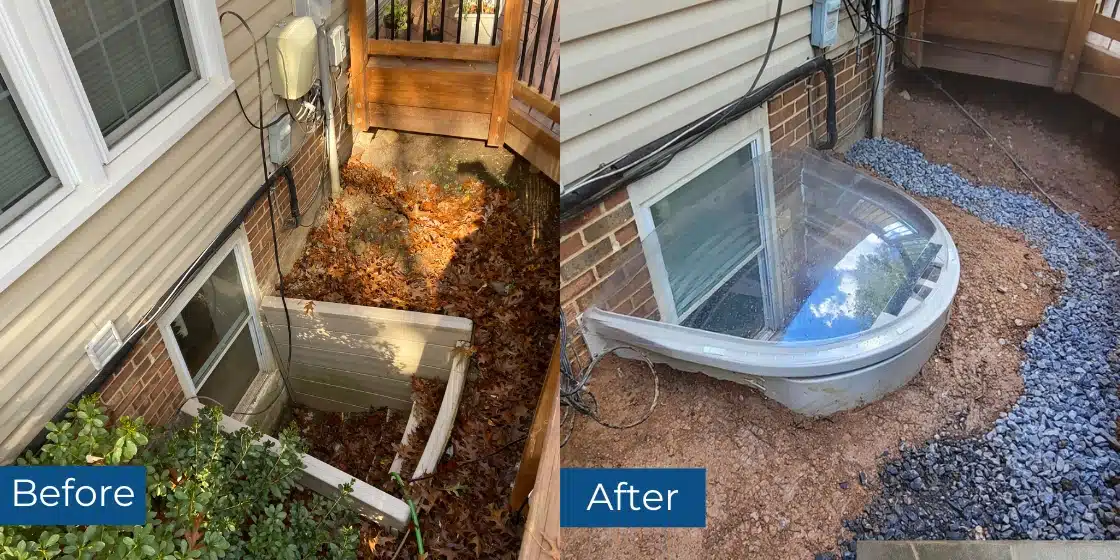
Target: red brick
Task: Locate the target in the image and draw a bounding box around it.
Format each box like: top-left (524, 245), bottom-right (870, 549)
top-left (560, 270), bottom-right (596, 304)
top-left (603, 187), bottom-right (629, 210)
top-left (560, 237), bottom-right (612, 282)
top-left (614, 221), bottom-right (638, 245)
top-left (560, 234), bottom-right (584, 261)
top-left (583, 204), bottom-right (634, 243)
top-left (629, 283), bottom-right (655, 310)
top-left (561, 205), bottom-right (603, 238)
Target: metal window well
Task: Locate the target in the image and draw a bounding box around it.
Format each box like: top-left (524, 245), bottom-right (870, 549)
top-left (581, 149), bottom-right (960, 416)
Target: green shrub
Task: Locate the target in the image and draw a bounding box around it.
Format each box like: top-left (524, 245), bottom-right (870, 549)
top-left (0, 395), bottom-right (359, 560)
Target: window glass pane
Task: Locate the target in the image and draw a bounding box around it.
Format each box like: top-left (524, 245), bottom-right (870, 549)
top-left (170, 252), bottom-right (251, 381)
top-left (142, 3), bottom-right (192, 88)
top-left (197, 326), bottom-right (260, 411)
top-left (51, 0), bottom-right (195, 142)
top-left (71, 48), bottom-right (127, 131)
top-left (681, 258), bottom-right (765, 337)
top-left (91, 0), bottom-right (133, 31)
top-left (651, 143), bottom-right (762, 316)
top-left (0, 78), bottom-right (52, 215)
top-left (52, 0), bottom-right (97, 47)
top-left (104, 24), bottom-right (159, 112)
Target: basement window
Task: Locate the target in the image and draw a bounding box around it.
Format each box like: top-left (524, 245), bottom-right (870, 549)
top-left (583, 135), bottom-right (959, 416)
top-left (158, 230), bottom-right (272, 411)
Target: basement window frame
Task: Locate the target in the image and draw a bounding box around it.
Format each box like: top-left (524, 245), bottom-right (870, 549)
top-left (625, 106), bottom-right (783, 328)
top-left (156, 227), bottom-right (274, 406)
top-left (0, 0), bottom-right (232, 294)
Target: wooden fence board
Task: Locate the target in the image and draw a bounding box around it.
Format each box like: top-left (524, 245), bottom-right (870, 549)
top-left (366, 65), bottom-right (496, 113)
top-left (1090, 12), bottom-right (1120, 40)
top-left (349, 0), bottom-right (368, 131)
top-left (516, 345), bottom-right (561, 560)
top-left (366, 104), bottom-right (492, 139)
top-left (905, 0), bottom-right (928, 66)
top-left (924, 8), bottom-right (1071, 51)
top-left (511, 341), bottom-right (560, 511)
top-left (1075, 45), bottom-right (1120, 117)
top-left (487, 0), bottom-right (526, 146)
top-left (921, 34), bottom-right (1062, 86)
top-left (514, 81), bottom-right (560, 122)
top-left (1055, 0), bottom-right (1100, 92)
top-left (506, 109), bottom-right (559, 182)
top-left (368, 39), bottom-right (501, 61)
top-left (927, 0), bottom-right (1077, 24)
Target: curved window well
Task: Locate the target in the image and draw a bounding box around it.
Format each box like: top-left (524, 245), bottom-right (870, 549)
top-left (582, 149), bottom-right (959, 416)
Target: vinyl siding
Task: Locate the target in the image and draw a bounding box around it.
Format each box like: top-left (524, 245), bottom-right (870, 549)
top-left (0, 0), bottom-right (350, 462)
top-left (558, 0), bottom-right (815, 186)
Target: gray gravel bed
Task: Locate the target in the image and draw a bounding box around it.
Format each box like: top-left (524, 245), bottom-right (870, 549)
top-left (828, 139), bottom-right (1120, 558)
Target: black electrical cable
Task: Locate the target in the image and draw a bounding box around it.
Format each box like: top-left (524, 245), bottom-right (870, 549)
top-left (559, 55), bottom-right (837, 220)
top-left (220, 11), bottom-right (287, 132)
top-left (221, 10), bottom-right (299, 407)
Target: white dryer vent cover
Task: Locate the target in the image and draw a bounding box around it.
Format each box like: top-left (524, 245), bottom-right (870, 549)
top-left (86, 321), bottom-right (123, 371)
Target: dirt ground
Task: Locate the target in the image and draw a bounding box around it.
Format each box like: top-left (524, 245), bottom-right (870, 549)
top-left (560, 197), bottom-right (1061, 558)
top-left (885, 70), bottom-right (1120, 236)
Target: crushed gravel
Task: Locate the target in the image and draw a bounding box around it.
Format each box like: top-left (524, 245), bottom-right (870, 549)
top-left (842, 139), bottom-right (1120, 553)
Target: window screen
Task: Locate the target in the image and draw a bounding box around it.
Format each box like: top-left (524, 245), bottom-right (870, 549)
top-left (650, 143), bottom-right (763, 318)
top-left (0, 73), bottom-right (54, 228)
top-left (51, 0), bottom-right (196, 145)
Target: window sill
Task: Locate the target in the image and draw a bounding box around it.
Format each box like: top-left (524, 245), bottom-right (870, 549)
top-left (0, 76), bottom-right (235, 294)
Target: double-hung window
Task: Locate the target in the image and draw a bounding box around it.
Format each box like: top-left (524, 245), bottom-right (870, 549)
top-left (0, 0), bottom-right (231, 292)
top-left (51, 0), bottom-right (198, 146)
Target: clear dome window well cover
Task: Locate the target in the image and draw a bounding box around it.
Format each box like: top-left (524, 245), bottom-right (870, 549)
top-left (581, 149), bottom-right (959, 416)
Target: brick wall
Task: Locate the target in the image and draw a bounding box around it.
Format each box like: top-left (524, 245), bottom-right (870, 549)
top-left (245, 76), bottom-right (352, 292)
top-left (770, 38), bottom-right (898, 151)
top-left (97, 325), bottom-right (182, 426)
top-left (559, 188), bottom-right (652, 370)
top-left (560, 37), bottom-right (902, 367)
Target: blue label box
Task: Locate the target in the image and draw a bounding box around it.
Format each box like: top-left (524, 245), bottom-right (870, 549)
top-left (560, 468), bottom-right (706, 528)
top-left (0, 466), bottom-right (147, 526)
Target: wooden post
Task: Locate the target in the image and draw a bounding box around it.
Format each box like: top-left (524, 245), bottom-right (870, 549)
top-left (1054, 0), bottom-right (1097, 93)
top-left (510, 339), bottom-right (560, 512)
top-left (348, 0), bottom-right (368, 131)
top-left (903, 0), bottom-right (926, 68)
top-left (487, 0), bottom-right (526, 147)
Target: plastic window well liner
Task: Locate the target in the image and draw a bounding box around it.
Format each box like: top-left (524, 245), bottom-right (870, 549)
top-left (580, 149), bottom-right (960, 416)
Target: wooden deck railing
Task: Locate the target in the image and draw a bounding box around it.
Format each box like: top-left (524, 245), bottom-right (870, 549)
top-left (348, 0), bottom-right (559, 182)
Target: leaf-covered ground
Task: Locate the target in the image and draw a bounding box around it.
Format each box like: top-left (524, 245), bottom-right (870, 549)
top-left (282, 160), bottom-right (558, 559)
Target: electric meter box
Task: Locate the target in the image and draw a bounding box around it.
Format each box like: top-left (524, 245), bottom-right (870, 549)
top-left (267, 16), bottom-right (318, 100)
top-left (811, 0), bottom-right (842, 47)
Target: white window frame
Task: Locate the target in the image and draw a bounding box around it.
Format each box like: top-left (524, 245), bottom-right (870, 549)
top-left (0, 0), bottom-right (232, 293)
top-left (626, 106), bottom-right (781, 327)
top-left (157, 228), bottom-right (274, 403)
